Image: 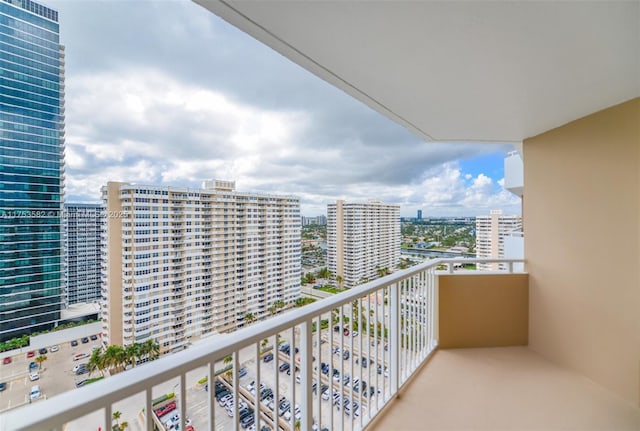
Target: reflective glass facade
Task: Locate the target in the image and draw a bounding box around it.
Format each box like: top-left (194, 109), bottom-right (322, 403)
top-left (0, 0), bottom-right (63, 342)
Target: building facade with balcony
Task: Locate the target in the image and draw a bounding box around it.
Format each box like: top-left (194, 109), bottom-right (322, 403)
top-left (0, 0), bottom-right (65, 342)
top-left (475, 210), bottom-right (522, 271)
top-left (327, 199), bottom-right (400, 288)
top-left (63, 203), bottom-right (103, 305)
top-left (101, 180), bottom-right (301, 354)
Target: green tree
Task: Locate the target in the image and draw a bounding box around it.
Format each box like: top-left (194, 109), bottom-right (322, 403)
top-left (88, 349), bottom-right (105, 376)
top-left (244, 312), bottom-right (255, 324)
top-left (119, 421), bottom-right (129, 431)
top-left (335, 275), bottom-right (343, 290)
top-left (142, 339), bottom-right (160, 361)
top-left (125, 343), bottom-right (141, 368)
top-left (112, 411), bottom-right (121, 428)
top-left (317, 267), bottom-right (332, 279)
top-left (35, 354), bottom-right (47, 370)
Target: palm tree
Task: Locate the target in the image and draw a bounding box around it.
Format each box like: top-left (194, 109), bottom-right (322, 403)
top-left (244, 312), bottom-right (255, 324)
top-left (103, 345), bottom-right (125, 373)
top-left (88, 349), bottom-right (104, 376)
top-left (119, 420), bottom-right (128, 431)
top-left (142, 339), bottom-right (160, 361)
top-left (35, 354), bottom-right (47, 370)
top-left (336, 275), bottom-right (343, 290)
top-left (125, 343), bottom-right (140, 368)
top-left (294, 419), bottom-right (301, 431)
top-left (112, 410), bottom-right (121, 429)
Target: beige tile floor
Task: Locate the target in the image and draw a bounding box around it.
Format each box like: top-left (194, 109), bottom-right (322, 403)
top-left (369, 347), bottom-right (640, 431)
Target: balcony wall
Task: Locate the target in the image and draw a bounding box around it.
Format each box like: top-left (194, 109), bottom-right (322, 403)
top-left (524, 97), bottom-right (640, 407)
top-left (438, 273), bottom-right (528, 348)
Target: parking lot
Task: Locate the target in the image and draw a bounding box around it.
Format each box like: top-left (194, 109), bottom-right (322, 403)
top-left (1, 323), bottom-right (396, 431)
top-left (0, 334), bottom-right (102, 412)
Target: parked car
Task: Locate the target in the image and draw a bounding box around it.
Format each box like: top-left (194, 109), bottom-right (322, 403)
top-left (70, 340), bottom-right (78, 347)
top-left (238, 367), bottom-right (248, 377)
top-left (278, 362), bottom-right (290, 372)
top-left (26, 351), bottom-right (35, 358)
top-left (2, 357), bottom-right (11, 365)
top-left (90, 334), bottom-right (98, 341)
top-left (29, 362), bottom-right (37, 370)
top-left (262, 353), bottom-right (274, 362)
top-left (164, 413), bottom-right (180, 429)
top-left (29, 385), bottom-right (41, 401)
top-left (38, 348), bottom-right (47, 355)
top-left (0, 382), bottom-right (6, 391)
top-left (29, 372), bottom-right (39, 381)
top-left (73, 363), bottom-right (87, 373)
top-left (154, 401), bottom-right (176, 418)
top-left (81, 337), bottom-right (89, 344)
top-left (49, 345), bottom-right (59, 353)
top-left (75, 379), bottom-right (90, 388)
top-left (73, 352), bottom-right (90, 361)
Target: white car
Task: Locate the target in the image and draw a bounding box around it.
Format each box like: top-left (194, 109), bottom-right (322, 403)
top-left (29, 372), bottom-right (39, 381)
top-left (29, 385), bottom-right (41, 401)
top-left (284, 404), bottom-right (301, 421)
top-left (49, 345), bottom-right (59, 353)
top-left (164, 413), bottom-right (179, 429)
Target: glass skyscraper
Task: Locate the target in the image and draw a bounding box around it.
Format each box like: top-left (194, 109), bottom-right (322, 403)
top-left (0, 0), bottom-right (64, 342)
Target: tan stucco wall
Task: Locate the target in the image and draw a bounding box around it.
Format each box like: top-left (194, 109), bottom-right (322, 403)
top-left (524, 98), bottom-right (640, 407)
top-left (106, 182), bottom-right (123, 347)
top-left (438, 273), bottom-right (529, 348)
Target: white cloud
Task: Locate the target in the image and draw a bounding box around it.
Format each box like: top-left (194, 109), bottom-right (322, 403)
top-left (59, 2), bottom-right (521, 217)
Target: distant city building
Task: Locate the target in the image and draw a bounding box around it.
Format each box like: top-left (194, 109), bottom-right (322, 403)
top-left (475, 210), bottom-right (522, 270)
top-left (101, 180), bottom-right (301, 354)
top-left (301, 215), bottom-right (327, 226)
top-left (64, 203), bottom-right (103, 305)
top-left (417, 209), bottom-right (422, 220)
top-left (0, 0), bottom-right (65, 342)
top-left (327, 200), bottom-right (400, 288)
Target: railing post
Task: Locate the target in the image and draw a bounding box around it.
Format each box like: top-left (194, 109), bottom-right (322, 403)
top-left (389, 281), bottom-right (401, 394)
top-left (300, 319), bottom-right (313, 431)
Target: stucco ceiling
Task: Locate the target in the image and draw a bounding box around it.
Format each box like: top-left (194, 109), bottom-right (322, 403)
top-left (195, 1), bottom-right (639, 144)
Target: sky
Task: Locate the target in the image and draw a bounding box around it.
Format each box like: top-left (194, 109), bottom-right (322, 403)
top-left (53, 0), bottom-right (521, 217)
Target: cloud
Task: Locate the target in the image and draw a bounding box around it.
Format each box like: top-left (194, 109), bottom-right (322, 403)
top-left (58, 1), bottom-right (521, 217)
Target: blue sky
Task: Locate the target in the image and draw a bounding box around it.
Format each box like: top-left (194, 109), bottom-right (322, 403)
top-left (55, 0), bottom-right (521, 218)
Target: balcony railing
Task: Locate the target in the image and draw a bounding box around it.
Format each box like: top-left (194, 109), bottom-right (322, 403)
top-left (1, 258), bottom-right (523, 431)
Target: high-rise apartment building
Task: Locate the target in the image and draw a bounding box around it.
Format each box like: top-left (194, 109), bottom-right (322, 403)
top-left (327, 199), bottom-right (400, 288)
top-left (101, 180), bottom-right (301, 354)
top-left (0, 0), bottom-right (65, 342)
top-left (475, 209), bottom-right (522, 270)
top-left (301, 215), bottom-right (327, 226)
top-left (63, 203), bottom-right (103, 305)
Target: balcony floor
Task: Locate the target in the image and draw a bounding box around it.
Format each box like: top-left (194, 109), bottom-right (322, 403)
top-left (370, 347), bottom-right (640, 431)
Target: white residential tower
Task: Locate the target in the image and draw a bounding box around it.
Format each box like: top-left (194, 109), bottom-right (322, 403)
top-left (327, 200), bottom-right (400, 288)
top-left (101, 180), bottom-right (301, 354)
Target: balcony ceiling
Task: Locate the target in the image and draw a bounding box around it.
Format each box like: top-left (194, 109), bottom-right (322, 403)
top-left (196, 1), bottom-right (639, 144)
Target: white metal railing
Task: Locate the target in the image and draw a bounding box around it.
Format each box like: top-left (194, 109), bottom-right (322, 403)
top-left (0, 258), bottom-right (524, 431)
